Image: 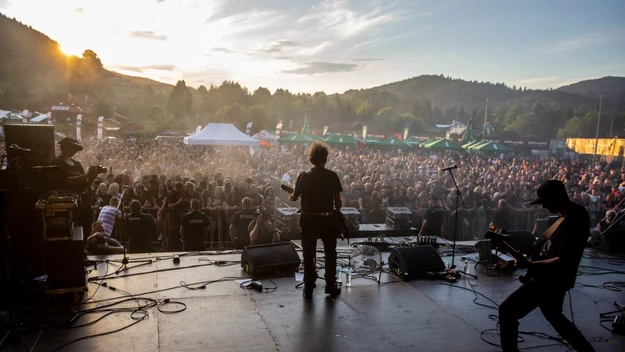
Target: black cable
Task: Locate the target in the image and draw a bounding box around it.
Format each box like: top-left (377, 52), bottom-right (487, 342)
top-left (157, 299), bottom-right (187, 314)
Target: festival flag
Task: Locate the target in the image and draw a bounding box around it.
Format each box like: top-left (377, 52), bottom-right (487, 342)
top-left (403, 128), bottom-right (409, 140)
top-left (323, 126), bottom-right (329, 136)
top-left (46, 112), bottom-right (52, 125)
top-left (276, 122), bottom-right (284, 138)
top-left (97, 116), bottom-right (105, 142)
top-left (462, 118), bottom-right (474, 144)
top-left (395, 133), bottom-right (402, 140)
top-left (21, 110), bottom-right (28, 123)
top-left (354, 132), bottom-right (365, 150)
top-left (245, 122), bottom-right (253, 135)
top-left (76, 114), bottom-right (82, 141)
top-left (301, 114), bottom-right (311, 135)
top-left (362, 125), bottom-right (368, 138)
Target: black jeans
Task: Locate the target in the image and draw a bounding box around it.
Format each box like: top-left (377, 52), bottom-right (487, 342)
top-left (499, 280), bottom-right (594, 352)
top-left (301, 215), bottom-right (337, 289)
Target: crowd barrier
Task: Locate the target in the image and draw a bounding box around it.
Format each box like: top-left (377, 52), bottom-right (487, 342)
top-left (93, 202), bottom-right (607, 248)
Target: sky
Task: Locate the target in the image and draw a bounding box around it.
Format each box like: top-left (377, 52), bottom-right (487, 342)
top-left (1, 0), bottom-right (624, 94)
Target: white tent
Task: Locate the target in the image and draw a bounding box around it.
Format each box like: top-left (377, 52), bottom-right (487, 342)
top-left (184, 123), bottom-right (260, 146)
top-left (29, 113), bottom-right (49, 123)
top-left (251, 129), bottom-right (278, 144)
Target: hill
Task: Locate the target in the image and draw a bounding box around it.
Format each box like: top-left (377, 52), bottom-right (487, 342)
top-left (557, 76), bottom-right (625, 105)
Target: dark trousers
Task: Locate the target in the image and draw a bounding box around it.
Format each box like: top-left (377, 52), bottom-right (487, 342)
top-left (301, 215), bottom-right (337, 289)
top-left (499, 280), bottom-right (594, 352)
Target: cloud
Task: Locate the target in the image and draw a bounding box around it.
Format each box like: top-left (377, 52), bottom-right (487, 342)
top-left (212, 47), bottom-right (234, 53)
top-left (548, 31), bottom-right (621, 53)
top-left (114, 64), bottom-right (177, 73)
top-left (519, 76), bottom-right (561, 84)
top-left (353, 58), bottom-right (383, 62)
top-left (74, 8), bottom-right (84, 14)
top-left (0, 0), bottom-right (11, 10)
top-left (130, 30), bottom-right (168, 41)
top-left (283, 62), bottom-right (359, 75)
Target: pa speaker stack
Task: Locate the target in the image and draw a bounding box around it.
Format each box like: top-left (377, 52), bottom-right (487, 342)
top-left (241, 242), bottom-right (301, 276)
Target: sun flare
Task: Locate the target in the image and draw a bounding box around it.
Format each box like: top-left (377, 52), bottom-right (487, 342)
top-left (60, 43), bottom-right (84, 57)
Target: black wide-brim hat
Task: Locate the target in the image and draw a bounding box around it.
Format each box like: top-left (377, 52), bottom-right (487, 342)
top-left (58, 137), bottom-right (84, 151)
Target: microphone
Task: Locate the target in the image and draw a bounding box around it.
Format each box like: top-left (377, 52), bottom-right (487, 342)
top-left (440, 165), bottom-right (458, 172)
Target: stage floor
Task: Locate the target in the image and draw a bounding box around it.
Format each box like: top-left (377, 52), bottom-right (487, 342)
top-left (9, 238), bottom-right (625, 352)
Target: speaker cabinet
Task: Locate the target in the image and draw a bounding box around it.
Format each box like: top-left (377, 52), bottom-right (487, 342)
top-left (592, 230), bottom-right (625, 254)
top-left (44, 227), bottom-right (87, 294)
top-left (388, 245), bottom-right (445, 279)
top-left (4, 124), bottom-right (55, 167)
top-left (241, 242), bottom-right (301, 276)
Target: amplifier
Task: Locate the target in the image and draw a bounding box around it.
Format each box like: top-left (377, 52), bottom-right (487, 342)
top-left (340, 207), bottom-right (361, 230)
top-left (386, 216), bottom-right (411, 230)
top-left (275, 207), bottom-right (300, 221)
top-left (386, 207), bottom-right (412, 220)
top-left (44, 226), bottom-right (87, 295)
top-left (36, 199), bottom-right (77, 241)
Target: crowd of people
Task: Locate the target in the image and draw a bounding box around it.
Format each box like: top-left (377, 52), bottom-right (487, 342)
top-left (64, 137), bottom-right (623, 249)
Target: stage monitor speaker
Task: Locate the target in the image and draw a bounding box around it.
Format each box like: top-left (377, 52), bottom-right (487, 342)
top-left (4, 124), bottom-right (55, 167)
top-left (241, 242), bottom-right (301, 276)
top-left (475, 240), bottom-right (492, 262)
top-left (388, 245), bottom-right (445, 279)
top-left (505, 231), bottom-right (535, 255)
top-left (44, 227), bottom-right (87, 294)
top-left (591, 230), bottom-right (625, 254)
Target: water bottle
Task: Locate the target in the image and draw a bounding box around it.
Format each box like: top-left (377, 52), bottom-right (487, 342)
top-left (346, 267), bottom-right (352, 287)
top-left (336, 265), bottom-right (342, 285)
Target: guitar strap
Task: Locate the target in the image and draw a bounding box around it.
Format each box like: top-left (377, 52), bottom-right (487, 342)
top-left (542, 216), bottom-right (565, 239)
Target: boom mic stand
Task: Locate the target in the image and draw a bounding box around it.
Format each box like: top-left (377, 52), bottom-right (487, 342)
top-left (444, 165), bottom-right (477, 281)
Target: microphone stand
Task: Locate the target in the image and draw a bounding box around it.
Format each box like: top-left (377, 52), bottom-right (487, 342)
top-left (444, 166), bottom-right (477, 281)
top-left (114, 187), bottom-right (152, 275)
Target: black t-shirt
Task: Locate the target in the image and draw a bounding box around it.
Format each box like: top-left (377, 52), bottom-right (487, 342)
top-left (231, 209), bottom-right (256, 247)
top-left (181, 211), bottom-right (211, 241)
top-left (533, 202), bottom-right (589, 289)
top-left (424, 206), bottom-right (445, 236)
top-left (492, 208), bottom-right (515, 230)
top-left (126, 213), bottom-right (156, 252)
top-left (167, 190), bottom-right (184, 209)
top-left (52, 156), bottom-right (86, 191)
top-left (294, 167), bottom-right (342, 212)
top-left (360, 191), bottom-right (372, 208)
top-left (390, 195), bottom-right (407, 207)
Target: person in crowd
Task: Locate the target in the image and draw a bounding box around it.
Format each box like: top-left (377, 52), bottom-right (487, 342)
top-left (97, 197), bottom-right (121, 237)
top-left (262, 186), bottom-right (277, 213)
top-left (154, 182), bottom-right (168, 239)
top-left (85, 221), bottom-right (124, 255)
top-left (596, 209), bottom-right (617, 232)
top-left (230, 197), bottom-right (256, 249)
top-left (358, 182), bottom-right (373, 224)
top-left (418, 196), bottom-right (445, 238)
top-left (181, 199), bottom-right (211, 251)
top-left (249, 207), bottom-right (279, 246)
top-left (93, 183), bottom-right (111, 207)
top-left (126, 200), bottom-right (156, 253)
top-left (490, 199), bottom-right (516, 231)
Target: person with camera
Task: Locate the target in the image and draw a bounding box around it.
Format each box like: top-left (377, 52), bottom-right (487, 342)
top-left (53, 137), bottom-right (104, 239)
top-left (248, 207), bottom-right (279, 246)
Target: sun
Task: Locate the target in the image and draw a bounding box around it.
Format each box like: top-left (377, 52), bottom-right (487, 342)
top-left (60, 43), bottom-right (84, 57)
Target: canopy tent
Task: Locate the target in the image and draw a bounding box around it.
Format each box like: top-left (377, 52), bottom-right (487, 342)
top-left (159, 129), bottom-right (178, 136)
top-left (363, 136), bottom-right (380, 144)
top-left (419, 138), bottom-right (439, 147)
top-left (405, 136), bottom-right (423, 146)
top-left (184, 123), bottom-right (260, 146)
top-left (252, 129), bottom-right (278, 144)
top-left (422, 138), bottom-right (464, 151)
top-left (462, 140), bottom-right (481, 149)
top-left (324, 134), bottom-right (358, 145)
top-left (473, 141), bottom-right (514, 153)
top-left (378, 137), bottom-right (412, 148)
top-left (466, 140), bottom-right (490, 150)
top-left (29, 113), bottom-right (49, 123)
top-left (278, 133), bottom-right (318, 143)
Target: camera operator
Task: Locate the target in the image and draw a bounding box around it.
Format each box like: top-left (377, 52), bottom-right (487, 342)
top-left (249, 207), bottom-right (279, 246)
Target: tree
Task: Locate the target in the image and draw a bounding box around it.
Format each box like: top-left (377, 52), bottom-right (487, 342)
top-left (167, 80), bottom-right (193, 117)
top-left (247, 105), bottom-right (271, 133)
top-left (215, 103), bottom-right (246, 128)
top-left (252, 87), bottom-right (271, 105)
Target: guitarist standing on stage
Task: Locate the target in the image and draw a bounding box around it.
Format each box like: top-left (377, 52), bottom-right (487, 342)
top-left (499, 180), bottom-right (594, 352)
top-left (289, 141), bottom-right (343, 299)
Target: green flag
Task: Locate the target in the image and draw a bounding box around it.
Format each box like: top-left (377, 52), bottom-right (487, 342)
top-left (462, 119), bottom-right (474, 144)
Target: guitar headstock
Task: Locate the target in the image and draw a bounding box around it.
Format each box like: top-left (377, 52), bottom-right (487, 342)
top-left (280, 184), bottom-right (294, 194)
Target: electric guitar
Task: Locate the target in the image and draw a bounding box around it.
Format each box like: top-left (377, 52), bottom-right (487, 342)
top-left (280, 184), bottom-right (348, 239)
top-left (485, 230), bottom-right (534, 283)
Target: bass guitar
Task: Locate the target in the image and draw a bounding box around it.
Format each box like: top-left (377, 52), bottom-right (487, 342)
top-left (485, 230), bottom-right (534, 283)
top-left (280, 184), bottom-right (348, 239)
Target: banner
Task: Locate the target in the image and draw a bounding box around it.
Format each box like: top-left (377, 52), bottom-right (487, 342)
top-left (97, 116), bottom-right (105, 142)
top-left (22, 110), bottom-right (28, 123)
top-left (276, 122), bottom-right (284, 139)
top-left (196, 125), bottom-right (202, 133)
top-left (362, 125), bottom-right (367, 139)
top-left (323, 126), bottom-right (329, 136)
top-left (76, 114), bottom-right (82, 142)
top-left (46, 112), bottom-right (52, 125)
top-left (245, 122), bottom-right (253, 135)
top-left (403, 128), bottom-right (409, 140)
top-left (566, 137), bottom-right (625, 157)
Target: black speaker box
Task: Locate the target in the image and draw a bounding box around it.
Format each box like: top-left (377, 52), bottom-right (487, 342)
top-left (388, 245), bottom-right (445, 279)
top-left (592, 230), bottom-right (625, 254)
top-left (4, 124), bottom-right (55, 167)
top-left (504, 231), bottom-right (535, 255)
top-left (241, 242), bottom-right (301, 276)
top-left (44, 228), bottom-right (87, 293)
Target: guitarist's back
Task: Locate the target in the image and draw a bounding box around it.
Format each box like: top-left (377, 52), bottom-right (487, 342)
top-left (295, 167), bottom-right (343, 212)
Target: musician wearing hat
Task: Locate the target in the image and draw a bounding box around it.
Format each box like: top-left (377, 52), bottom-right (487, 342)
top-left (498, 180), bottom-right (594, 352)
top-left (53, 137), bottom-right (102, 239)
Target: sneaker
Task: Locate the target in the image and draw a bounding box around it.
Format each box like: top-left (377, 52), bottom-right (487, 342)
top-left (325, 284), bottom-right (341, 296)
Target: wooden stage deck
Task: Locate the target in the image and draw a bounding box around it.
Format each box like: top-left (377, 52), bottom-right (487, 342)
top-left (3, 238), bottom-right (624, 352)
